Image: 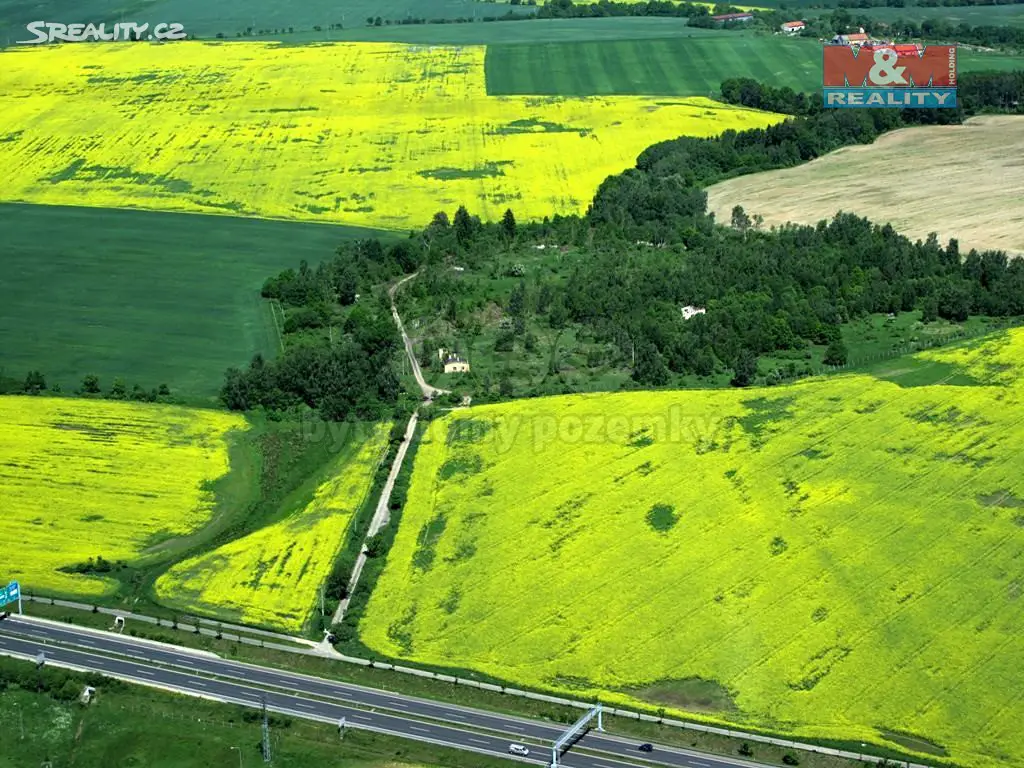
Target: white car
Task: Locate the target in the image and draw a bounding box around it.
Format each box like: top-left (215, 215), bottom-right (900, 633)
top-left (508, 744), bottom-right (530, 757)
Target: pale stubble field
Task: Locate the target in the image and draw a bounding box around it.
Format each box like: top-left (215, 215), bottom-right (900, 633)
top-left (707, 115), bottom-right (1024, 257)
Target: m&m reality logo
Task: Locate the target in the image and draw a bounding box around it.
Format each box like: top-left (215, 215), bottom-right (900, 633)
top-left (823, 44), bottom-right (958, 108)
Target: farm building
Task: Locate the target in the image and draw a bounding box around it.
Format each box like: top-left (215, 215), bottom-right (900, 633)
top-left (863, 43), bottom-right (923, 56)
top-left (780, 21), bottom-right (806, 34)
top-left (830, 30), bottom-right (870, 47)
top-left (681, 305), bottom-right (707, 321)
top-left (438, 348), bottom-right (470, 373)
top-left (711, 12), bottom-right (753, 23)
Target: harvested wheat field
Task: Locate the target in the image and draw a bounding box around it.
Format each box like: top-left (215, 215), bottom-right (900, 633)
top-left (707, 115), bottom-right (1024, 257)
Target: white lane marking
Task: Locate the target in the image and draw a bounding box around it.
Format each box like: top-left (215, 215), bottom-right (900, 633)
top-left (410, 726), bottom-right (431, 733)
top-left (506, 724), bottom-right (525, 731)
top-left (469, 738), bottom-right (490, 745)
top-left (134, 669), bottom-right (155, 677)
top-left (350, 714), bottom-right (371, 721)
top-left (388, 700), bottom-right (409, 708)
top-left (193, 680), bottom-right (208, 687)
top-left (295, 703), bottom-right (316, 710)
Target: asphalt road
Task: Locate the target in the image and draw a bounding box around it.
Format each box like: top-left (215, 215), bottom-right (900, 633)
top-left (0, 617), bottom-right (758, 768)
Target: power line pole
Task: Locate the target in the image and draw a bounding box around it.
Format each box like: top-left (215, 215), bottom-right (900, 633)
top-left (261, 697), bottom-right (272, 763)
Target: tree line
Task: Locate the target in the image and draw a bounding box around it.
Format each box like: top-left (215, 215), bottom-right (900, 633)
top-left (825, 0), bottom-right (1024, 9)
top-left (220, 239), bottom-right (413, 421)
top-left (0, 368), bottom-right (173, 402)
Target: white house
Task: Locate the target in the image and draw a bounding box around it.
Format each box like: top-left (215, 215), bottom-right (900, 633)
top-left (443, 355), bottom-right (470, 374)
top-left (438, 348), bottom-right (470, 373)
top-left (681, 305), bottom-right (706, 321)
top-left (780, 20), bottom-right (805, 34)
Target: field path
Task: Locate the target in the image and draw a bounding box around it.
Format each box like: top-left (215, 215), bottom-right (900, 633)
top-left (331, 274), bottom-right (440, 625)
top-left (332, 411), bottom-right (418, 625)
top-left (391, 272), bottom-right (449, 401)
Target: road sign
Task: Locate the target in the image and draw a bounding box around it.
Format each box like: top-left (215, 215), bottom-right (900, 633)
top-left (1, 582), bottom-right (22, 613)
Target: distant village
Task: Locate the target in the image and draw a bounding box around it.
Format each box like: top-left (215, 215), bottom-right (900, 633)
top-left (707, 11), bottom-right (924, 53)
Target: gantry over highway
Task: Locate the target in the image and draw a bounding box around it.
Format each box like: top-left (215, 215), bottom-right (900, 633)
top-left (0, 614), bottom-right (763, 768)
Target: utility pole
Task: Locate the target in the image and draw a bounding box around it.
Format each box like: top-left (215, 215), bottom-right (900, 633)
top-left (261, 697), bottom-right (272, 763)
top-left (319, 583), bottom-right (325, 617)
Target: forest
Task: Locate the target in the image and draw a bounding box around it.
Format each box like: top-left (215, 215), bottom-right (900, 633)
top-left (219, 239), bottom-right (415, 420)
top-left (221, 72), bottom-right (1024, 412)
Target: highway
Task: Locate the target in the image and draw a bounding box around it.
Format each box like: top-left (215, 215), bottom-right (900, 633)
top-left (0, 616), bottom-right (758, 768)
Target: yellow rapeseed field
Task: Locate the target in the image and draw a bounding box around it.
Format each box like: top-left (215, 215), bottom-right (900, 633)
top-left (156, 423), bottom-right (391, 631)
top-left (0, 396), bottom-right (245, 597)
top-left (360, 330), bottom-right (1024, 768)
top-left (0, 42), bottom-right (782, 230)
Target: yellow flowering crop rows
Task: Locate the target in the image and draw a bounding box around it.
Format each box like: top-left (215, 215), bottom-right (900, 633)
top-left (0, 42), bottom-right (781, 231)
top-left (156, 423), bottom-right (391, 631)
top-left (0, 396), bottom-right (245, 597)
top-left (360, 329), bottom-right (1024, 768)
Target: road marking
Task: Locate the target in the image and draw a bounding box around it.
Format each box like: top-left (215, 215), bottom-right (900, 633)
top-left (410, 726), bottom-right (431, 733)
top-left (350, 714), bottom-right (371, 721)
top-left (388, 700), bottom-right (409, 708)
top-left (469, 738), bottom-right (490, 745)
top-left (192, 680), bottom-right (207, 687)
top-left (506, 724), bottom-right (525, 731)
top-left (134, 669), bottom-right (155, 677)
top-left (295, 703), bottom-right (316, 710)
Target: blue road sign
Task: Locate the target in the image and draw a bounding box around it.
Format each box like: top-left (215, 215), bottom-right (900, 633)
top-left (8, 581), bottom-right (19, 603)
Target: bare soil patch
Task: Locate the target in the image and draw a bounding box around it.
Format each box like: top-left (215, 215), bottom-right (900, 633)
top-left (707, 116), bottom-right (1024, 257)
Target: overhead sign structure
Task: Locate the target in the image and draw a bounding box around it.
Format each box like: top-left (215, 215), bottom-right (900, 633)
top-left (1, 581), bottom-right (22, 613)
top-left (551, 704), bottom-right (604, 768)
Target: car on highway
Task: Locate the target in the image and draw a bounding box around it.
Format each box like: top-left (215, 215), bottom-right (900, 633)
top-left (638, 743), bottom-right (654, 752)
top-left (508, 744), bottom-right (530, 756)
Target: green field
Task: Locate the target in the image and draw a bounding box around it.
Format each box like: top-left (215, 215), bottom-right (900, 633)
top-left (486, 35), bottom-right (1024, 96)
top-left (360, 328), bottom-right (1024, 768)
top-left (305, 16), bottom-right (713, 44)
top-left (0, 0), bottom-right (520, 44)
top-left (0, 203), bottom-right (383, 400)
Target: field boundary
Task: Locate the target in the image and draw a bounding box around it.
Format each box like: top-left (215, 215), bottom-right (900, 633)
top-left (775, 316), bottom-right (1024, 384)
top-left (268, 298), bottom-right (286, 353)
